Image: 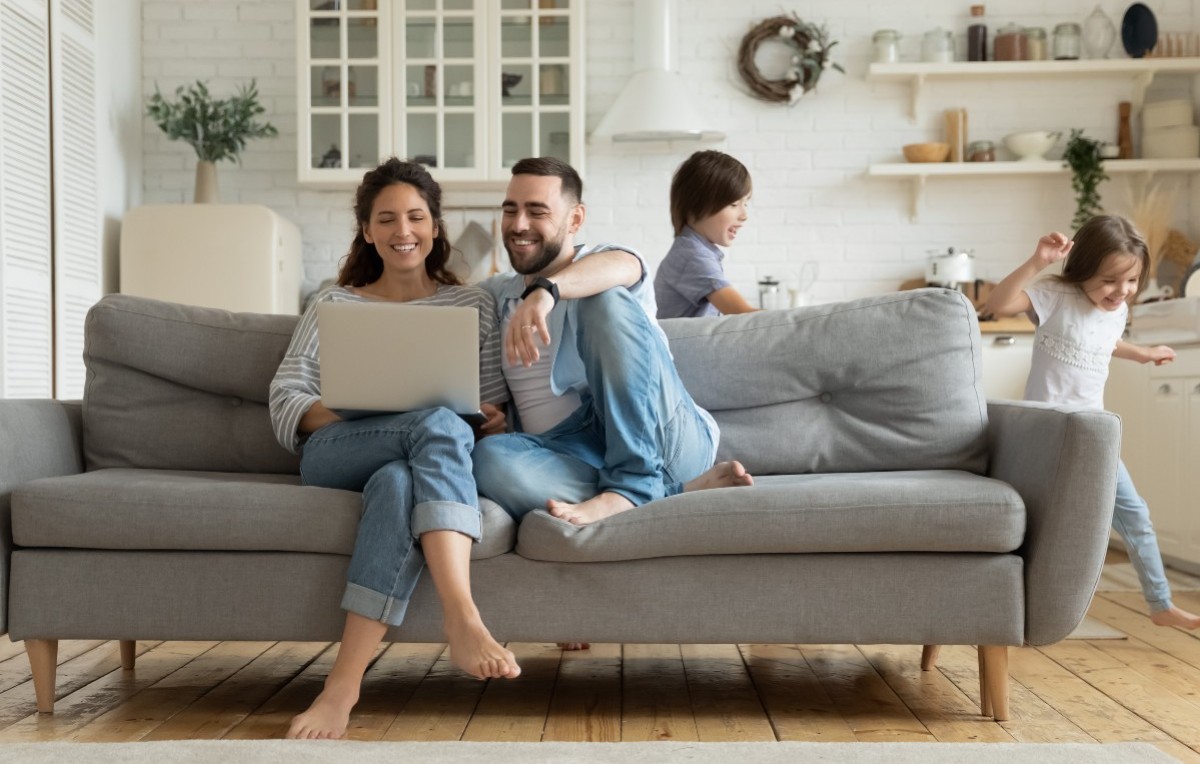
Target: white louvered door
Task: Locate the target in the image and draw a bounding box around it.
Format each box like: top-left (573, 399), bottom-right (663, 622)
top-left (0, 0), bottom-right (53, 398)
top-left (51, 0), bottom-right (99, 399)
top-left (0, 0), bottom-right (99, 400)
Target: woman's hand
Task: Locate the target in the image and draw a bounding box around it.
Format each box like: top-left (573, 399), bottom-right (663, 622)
top-left (1032, 232), bottom-right (1073, 269)
top-left (478, 403), bottom-right (507, 437)
top-left (299, 400), bottom-right (343, 434)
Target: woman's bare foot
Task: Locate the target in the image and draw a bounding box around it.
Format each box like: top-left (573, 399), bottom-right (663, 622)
top-left (1150, 605), bottom-right (1200, 630)
top-left (547, 491), bottom-right (635, 526)
top-left (445, 613), bottom-right (521, 679)
top-left (683, 460), bottom-right (754, 492)
top-left (286, 679), bottom-right (358, 739)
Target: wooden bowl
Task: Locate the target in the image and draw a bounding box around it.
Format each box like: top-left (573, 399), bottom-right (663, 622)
top-left (902, 142), bottom-right (951, 163)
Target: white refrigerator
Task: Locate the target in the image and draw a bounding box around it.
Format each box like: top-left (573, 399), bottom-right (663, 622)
top-left (119, 204), bottom-right (303, 314)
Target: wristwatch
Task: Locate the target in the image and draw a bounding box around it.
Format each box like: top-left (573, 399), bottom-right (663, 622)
top-left (520, 276), bottom-right (560, 306)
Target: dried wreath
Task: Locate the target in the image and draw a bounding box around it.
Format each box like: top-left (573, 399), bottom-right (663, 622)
top-left (736, 13), bottom-right (843, 105)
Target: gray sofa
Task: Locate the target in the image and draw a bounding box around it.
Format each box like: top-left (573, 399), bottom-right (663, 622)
top-left (0, 289), bottom-right (1120, 722)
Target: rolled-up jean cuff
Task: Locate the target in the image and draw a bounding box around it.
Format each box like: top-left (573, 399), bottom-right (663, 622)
top-left (1147, 597), bottom-right (1172, 613)
top-left (342, 581), bottom-right (411, 627)
top-left (411, 500), bottom-right (481, 542)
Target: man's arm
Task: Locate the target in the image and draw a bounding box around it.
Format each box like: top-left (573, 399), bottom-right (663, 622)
top-left (506, 249), bottom-right (643, 367)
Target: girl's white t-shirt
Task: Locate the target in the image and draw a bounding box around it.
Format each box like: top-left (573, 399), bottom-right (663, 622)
top-left (1023, 280), bottom-right (1127, 410)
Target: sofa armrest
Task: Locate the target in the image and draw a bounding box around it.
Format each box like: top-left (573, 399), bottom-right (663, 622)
top-left (986, 400), bottom-right (1121, 646)
top-left (0, 399), bottom-right (84, 634)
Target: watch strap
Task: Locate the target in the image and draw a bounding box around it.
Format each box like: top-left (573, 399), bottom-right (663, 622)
top-left (521, 277), bottom-right (560, 305)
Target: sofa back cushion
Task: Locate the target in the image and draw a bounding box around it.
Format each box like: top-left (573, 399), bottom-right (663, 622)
top-left (661, 289), bottom-right (988, 475)
top-left (83, 295), bottom-right (300, 473)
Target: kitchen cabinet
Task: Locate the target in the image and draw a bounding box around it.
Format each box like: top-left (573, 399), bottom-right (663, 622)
top-left (1107, 347), bottom-right (1200, 572)
top-left (864, 58), bottom-right (1200, 221)
top-left (295, 0), bottom-right (584, 188)
top-left (979, 330), bottom-right (1033, 401)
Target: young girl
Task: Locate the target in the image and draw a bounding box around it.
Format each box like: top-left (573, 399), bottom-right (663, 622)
top-left (654, 150), bottom-right (758, 318)
top-left (269, 158), bottom-right (520, 739)
top-left (985, 214), bottom-right (1200, 630)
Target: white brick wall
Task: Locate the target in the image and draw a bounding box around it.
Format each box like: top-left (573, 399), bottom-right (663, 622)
top-left (141, 0), bottom-right (1200, 302)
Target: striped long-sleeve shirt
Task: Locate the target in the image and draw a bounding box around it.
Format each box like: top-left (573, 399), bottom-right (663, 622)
top-left (269, 284), bottom-right (509, 454)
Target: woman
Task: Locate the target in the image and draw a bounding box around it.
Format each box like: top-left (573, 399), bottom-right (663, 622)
top-left (269, 158), bottom-right (519, 740)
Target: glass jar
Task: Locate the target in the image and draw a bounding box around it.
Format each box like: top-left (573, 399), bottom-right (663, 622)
top-left (994, 23), bottom-right (1027, 60)
top-left (1082, 5), bottom-right (1116, 59)
top-left (1024, 27), bottom-right (1048, 60)
top-left (872, 29), bottom-right (901, 63)
top-left (921, 28), bottom-right (954, 63)
top-left (1054, 22), bottom-right (1082, 60)
top-left (967, 140), bottom-right (995, 162)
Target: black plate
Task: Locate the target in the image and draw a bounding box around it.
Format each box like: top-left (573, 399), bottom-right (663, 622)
top-left (1121, 3), bottom-right (1158, 58)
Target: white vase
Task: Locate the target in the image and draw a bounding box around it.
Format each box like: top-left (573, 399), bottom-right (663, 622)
top-left (194, 160), bottom-right (218, 204)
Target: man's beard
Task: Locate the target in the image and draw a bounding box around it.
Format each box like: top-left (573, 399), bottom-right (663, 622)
top-left (507, 237), bottom-right (563, 275)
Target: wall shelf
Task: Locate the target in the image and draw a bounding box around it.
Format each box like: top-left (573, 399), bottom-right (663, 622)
top-left (867, 158), bottom-right (1200, 221)
top-left (867, 58), bottom-right (1200, 119)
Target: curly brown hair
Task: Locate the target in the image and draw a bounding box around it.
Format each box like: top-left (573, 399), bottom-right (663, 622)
top-left (337, 157), bottom-right (461, 288)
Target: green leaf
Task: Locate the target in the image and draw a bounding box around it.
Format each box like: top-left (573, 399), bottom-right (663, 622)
top-left (145, 79), bottom-right (278, 164)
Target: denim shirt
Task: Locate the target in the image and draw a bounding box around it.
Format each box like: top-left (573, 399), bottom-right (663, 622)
top-left (479, 243), bottom-right (663, 399)
top-left (654, 225), bottom-right (731, 319)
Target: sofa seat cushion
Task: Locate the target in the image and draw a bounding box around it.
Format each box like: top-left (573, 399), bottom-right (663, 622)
top-left (517, 470), bottom-right (1024, 563)
top-left (12, 468), bottom-right (515, 560)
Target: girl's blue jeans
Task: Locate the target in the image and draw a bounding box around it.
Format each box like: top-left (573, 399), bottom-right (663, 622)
top-left (299, 408), bottom-right (479, 627)
top-left (1114, 459), bottom-right (1173, 612)
top-left (473, 288), bottom-right (715, 519)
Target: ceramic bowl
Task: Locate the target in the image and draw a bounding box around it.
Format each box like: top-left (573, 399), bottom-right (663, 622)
top-left (902, 142), bottom-right (950, 163)
top-left (1003, 130), bottom-right (1061, 161)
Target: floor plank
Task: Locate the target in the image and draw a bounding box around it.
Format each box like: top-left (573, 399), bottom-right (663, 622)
top-left (860, 644), bottom-right (1015, 743)
top-left (379, 646), bottom-right (485, 741)
top-left (221, 643), bottom-right (345, 740)
top-left (620, 644), bottom-right (699, 742)
top-left (738, 643), bottom-right (856, 742)
top-left (141, 641), bottom-right (329, 741)
top-left (542, 643), bottom-right (621, 742)
top-left (0, 641), bottom-right (216, 742)
top-left (680, 643), bottom-right (774, 742)
top-left (344, 643), bottom-right (445, 742)
top-left (800, 644), bottom-right (933, 742)
top-left (460, 642), bottom-right (560, 742)
top-left (0, 640), bottom-right (106, 697)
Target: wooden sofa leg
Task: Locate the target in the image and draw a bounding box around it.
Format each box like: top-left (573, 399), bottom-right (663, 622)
top-left (979, 645), bottom-right (1010, 721)
top-left (25, 639), bottom-right (59, 714)
top-left (977, 646), bottom-right (991, 717)
top-left (119, 640), bottom-right (136, 670)
top-left (920, 645), bottom-right (941, 671)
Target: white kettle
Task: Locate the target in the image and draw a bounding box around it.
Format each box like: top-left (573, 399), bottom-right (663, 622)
top-left (925, 247), bottom-right (975, 287)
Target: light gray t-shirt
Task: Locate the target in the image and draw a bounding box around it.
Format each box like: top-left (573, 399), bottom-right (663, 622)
top-left (654, 226), bottom-right (732, 319)
top-left (268, 283), bottom-right (508, 454)
top-left (1023, 279), bottom-right (1126, 410)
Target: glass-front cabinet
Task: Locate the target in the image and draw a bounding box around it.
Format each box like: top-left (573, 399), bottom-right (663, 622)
top-left (297, 0), bottom-right (583, 187)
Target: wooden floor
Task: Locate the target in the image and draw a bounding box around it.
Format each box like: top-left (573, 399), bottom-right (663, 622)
top-left (1, 557), bottom-right (1199, 759)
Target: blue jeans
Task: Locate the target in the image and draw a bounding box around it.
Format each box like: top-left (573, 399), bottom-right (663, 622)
top-left (299, 408), bottom-right (479, 626)
top-left (1113, 459), bottom-right (1172, 612)
top-left (473, 288), bottom-right (715, 519)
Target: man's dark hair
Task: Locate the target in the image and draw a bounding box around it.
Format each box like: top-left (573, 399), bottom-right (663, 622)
top-left (511, 157), bottom-right (583, 204)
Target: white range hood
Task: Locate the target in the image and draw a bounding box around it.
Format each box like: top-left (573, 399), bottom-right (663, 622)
top-left (590, 0), bottom-right (724, 143)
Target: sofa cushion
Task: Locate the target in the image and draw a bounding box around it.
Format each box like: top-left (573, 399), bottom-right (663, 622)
top-left (516, 470), bottom-right (1023, 562)
top-left (83, 295), bottom-right (300, 474)
top-left (661, 289), bottom-right (988, 475)
top-left (12, 469), bottom-right (515, 560)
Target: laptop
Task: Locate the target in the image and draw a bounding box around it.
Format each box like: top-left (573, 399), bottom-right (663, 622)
top-left (316, 301), bottom-right (486, 426)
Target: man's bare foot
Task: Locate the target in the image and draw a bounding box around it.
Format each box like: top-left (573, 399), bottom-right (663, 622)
top-left (1150, 605), bottom-right (1200, 630)
top-left (286, 680), bottom-right (358, 739)
top-left (547, 491), bottom-right (635, 526)
top-left (558, 642), bottom-right (591, 651)
top-left (445, 613), bottom-right (521, 679)
top-left (683, 460), bottom-right (754, 492)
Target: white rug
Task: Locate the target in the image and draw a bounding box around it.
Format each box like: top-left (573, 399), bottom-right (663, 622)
top-left (1065, 616), bottom-right (1127, 640)
top-left (0, 741), bottom-right (1176, 763)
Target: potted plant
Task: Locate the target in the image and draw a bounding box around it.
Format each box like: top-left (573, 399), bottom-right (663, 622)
top-left (1062, 129), bottom-right (1108, 229)
top-left (146, 80), bottom-right (278, 203)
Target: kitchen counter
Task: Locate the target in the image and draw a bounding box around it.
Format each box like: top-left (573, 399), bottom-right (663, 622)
top-left (978, 315), bottom-right (1035, 334)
